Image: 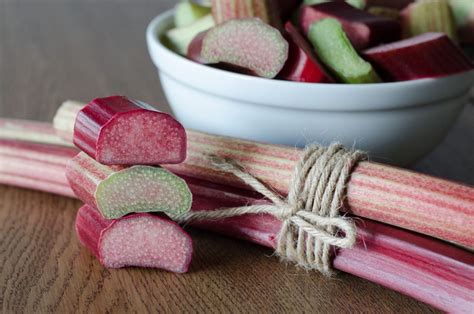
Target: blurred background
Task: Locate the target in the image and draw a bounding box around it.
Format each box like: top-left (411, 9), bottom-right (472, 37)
top-left (0, 0), bottom-right (175, 118)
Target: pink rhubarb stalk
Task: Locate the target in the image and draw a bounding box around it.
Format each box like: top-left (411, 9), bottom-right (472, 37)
top-left (10, 109), bottom-right (474, 249)
top-left (72, 96), bottom-right (187, 165)
top-left (300, 2), bottom-right (401, 50)
top-left (278, 21), bottom-right (335, 83)
top-left (0, 138), bottom-right (472, 312)
top-left (362, 33), bottom-right (474, 81)
top-left (76, 204), bottom-right (193, 273)
top-left (211, 0), bottom-right (282, 28)
top-left (66, 152), bottom-right (192, 219)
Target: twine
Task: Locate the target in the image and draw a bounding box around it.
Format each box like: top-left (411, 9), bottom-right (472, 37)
top-left (175, 143), bottom-right (366, 275)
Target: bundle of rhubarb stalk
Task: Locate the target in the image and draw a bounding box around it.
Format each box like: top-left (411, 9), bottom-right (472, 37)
top-left (0, 96), bottom-right (473, 312)
top-left (164, 0), bottom-right (474, 83)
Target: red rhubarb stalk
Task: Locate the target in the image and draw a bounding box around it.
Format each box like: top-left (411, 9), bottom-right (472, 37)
top-left (72, 96), bottom-right (187, 165)
top-left (363, 32), bottom-right (474, 81)
top-left (76, 204), bottom-right (193, 273)
top-left (278, 21), bottom-right (335, 83)
top-left (300, 2), bottom-right (401, 50)
top-left (0, 138), bottom-right (472, 312)
top-left (66, 152), bottom-right (193, 219)
top-left (9, 110), bottom-right (474, 249)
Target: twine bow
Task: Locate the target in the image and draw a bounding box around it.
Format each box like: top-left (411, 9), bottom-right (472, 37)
top-left (175, 143), bottom-right (366, 275)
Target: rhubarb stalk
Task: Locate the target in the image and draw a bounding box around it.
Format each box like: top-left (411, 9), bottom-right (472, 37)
top-left (5, 110), bottom-right (474, 249)
top-left (0, 138), bottom-right (472, 312)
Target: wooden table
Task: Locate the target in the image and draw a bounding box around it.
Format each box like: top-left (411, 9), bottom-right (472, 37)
top-left (1, 1), bottom-right (472, 312)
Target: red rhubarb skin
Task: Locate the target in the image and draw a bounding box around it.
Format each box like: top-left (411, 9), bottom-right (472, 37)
top-left (75, 204), bottom-right (193, 273)
top-left (300, 2), bottom-right (401, 50)
top-left (74, 96), bottom-right (186, 165)
top-left (1, 137), bottom-right (474, 312)
top-left (278, 22), bottom-right (335, 83)
top-left (362, 33), bottom-right (474, 81)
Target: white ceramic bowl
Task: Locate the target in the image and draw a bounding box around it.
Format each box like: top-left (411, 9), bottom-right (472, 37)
top-left (147, 10), bottom-right (474, 165)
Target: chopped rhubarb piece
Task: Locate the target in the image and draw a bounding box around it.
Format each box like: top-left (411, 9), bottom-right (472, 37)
top-left (300, 2), bottom-right (401, 50)
top-left (74, 96), bottom-right (186, 165)
top-left (401, 0), bottom-right (457, 41)
top-left (363, 32), bottom-right (474, 81)
top-left (308, 18), bottom-right (381, 83)
top-left (175, 2), bottom-right (211, 28)
top-left (66, 152), bottom-right (192, 219)
top-left (193, 18), bottom-right (289, 78)
top-left (278, 22), bottom-right (335, 83)
top-left (75, 204), bottom-right (193, 272)
top-left (211, 0), bottom-right (281, 27)
top-left (165, 14), bottom-right (215, 55)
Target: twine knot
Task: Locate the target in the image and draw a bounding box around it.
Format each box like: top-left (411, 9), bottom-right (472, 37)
top-left (176, 143), bottom-right (365, 275)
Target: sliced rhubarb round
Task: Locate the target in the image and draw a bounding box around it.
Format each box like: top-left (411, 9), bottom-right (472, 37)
top-left (67, 152), bottom-right (193, 219)
top-left (199, 18), bottom-right (289, 78)
top-left (74, 96), bottom-right (187, 165)
top-left (75, 204), bottom-right (193, 273)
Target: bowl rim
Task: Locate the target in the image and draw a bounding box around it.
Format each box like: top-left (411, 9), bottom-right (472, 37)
top-left (146, 10), bottom-right (474, 111)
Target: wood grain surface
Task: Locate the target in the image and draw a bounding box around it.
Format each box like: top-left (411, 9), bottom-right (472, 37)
top-left (0, 1), bottom-right (471, 312)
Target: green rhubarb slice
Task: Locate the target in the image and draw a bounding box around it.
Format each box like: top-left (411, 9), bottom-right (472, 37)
top-left (308, 18), bottom-right (380, 84)
top-left (96, 166), bottom-right (192, 219)
top-left (165, 14), bottom-right (215, 55)
top-left (175, 2), bottom-right (211, 28)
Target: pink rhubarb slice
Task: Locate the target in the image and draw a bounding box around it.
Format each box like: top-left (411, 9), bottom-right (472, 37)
top-left (74, 96), bottom-right (186, 165)
top-left (362, 32), bottom-right (474, 81)
top-left (300, 2), bottom-right (401, 50)
top-left (278, 21), bottom-right (335, 83)
top-left (189, 18), bottom-right (289, 79)
top-left (76, 204), bottom-right (193, 272)
top-left (66, 152), bottom-right (192, 219)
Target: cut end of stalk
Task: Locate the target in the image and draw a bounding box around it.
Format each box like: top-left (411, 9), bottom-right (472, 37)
top-left (200, 18), bottom-right (289, 78)
top-left (96, 165), bottom-right (192, 219)
top-left (76, 204), bottom-right (193, 273)
top-left (74, 96), bottom-right (187, 165)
